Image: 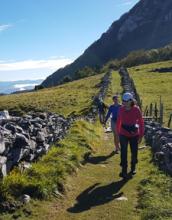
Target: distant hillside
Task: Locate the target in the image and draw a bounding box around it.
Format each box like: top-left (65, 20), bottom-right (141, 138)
top-left (0, 74), bottom-right (103, 116)
top-left (0, 79), bottom-right (43, 94)
top-left (102, 44), bottom-right (172, 71)
top-left (42, 0), bottom-right (172, 87)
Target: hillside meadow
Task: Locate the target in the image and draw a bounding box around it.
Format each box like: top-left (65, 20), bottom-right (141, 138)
top-left (128, 60), bottom-right (172, 127)
top-left (0, 74), bottom-right (104, 117)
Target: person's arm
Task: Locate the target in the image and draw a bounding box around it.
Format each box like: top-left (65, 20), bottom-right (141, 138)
top-left (104, 107), bottom-right (112, 123)
top-left (116, 108), bottom-right (122, 135)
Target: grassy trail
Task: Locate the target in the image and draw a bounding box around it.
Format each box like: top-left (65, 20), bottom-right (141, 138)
top-left (3, 70), bottom-right (172, 219)
top-left (21, 131), bottom-right (152, 220)
top-left (22, 71), bottom-right (152, 220)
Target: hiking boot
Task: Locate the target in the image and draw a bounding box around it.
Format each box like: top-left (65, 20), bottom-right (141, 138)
top-left (130, 169), bottom-right (136, 175)
top-left (130, 165), bottom-right (136, 175)
top-left (119, 168), bottom-right (127, 179)
top-left (119, 172), bottom-right (127, 179)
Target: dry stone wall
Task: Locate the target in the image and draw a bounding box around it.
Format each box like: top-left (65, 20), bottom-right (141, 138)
top-left (0, 111), bottom-right (72, 178)
top-left (85, 70), bottom-right (112, 121)
top-left (119, 67), bottom-right (141, 107)
top-left (144, 121), bottom-right (172, 175)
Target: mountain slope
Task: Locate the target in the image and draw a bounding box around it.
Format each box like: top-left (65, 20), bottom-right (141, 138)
top-left (0, 74), bottom-right (103, 116)
top-left (42, 0), bottom-right (172, 87)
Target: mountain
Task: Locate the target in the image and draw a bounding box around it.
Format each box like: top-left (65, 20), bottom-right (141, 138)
top-left (42, 0), bottom-right (172, 87)
top-left (0, 79), bottom-right (43, 94)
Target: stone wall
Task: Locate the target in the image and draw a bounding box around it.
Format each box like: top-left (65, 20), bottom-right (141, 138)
top-left (0, 71), bottom-right (112, 178)
top-left (119, 67), bottom-right (141, 107)
top-left (85, 70), bottom-right (112, 121)
top-left (144, 121), bottom-right (172, 175)
top-left (0, 111), bottom-right (72, 178)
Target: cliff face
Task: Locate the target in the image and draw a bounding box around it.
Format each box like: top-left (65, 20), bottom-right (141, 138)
top-left (42, 0), bottom-right (172, 87)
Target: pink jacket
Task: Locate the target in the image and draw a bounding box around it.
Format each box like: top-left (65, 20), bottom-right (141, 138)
top-left (116, 105), bottom-right (144, 138)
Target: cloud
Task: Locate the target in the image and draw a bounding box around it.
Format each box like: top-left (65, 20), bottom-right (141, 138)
top-left (14, 83), bottom-right (38, 89)
top-left (0, 58), bottom-right (73, 71)
top-left (117, 0), bottom-right (135, 7)
top-left (0, 24), bottom-right (12, 32)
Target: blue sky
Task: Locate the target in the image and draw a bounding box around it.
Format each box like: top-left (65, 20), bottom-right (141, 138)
top-left (0, 0), bottom-right (139, 81)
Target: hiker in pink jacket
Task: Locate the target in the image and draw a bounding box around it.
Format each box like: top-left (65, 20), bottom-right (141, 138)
top-left (116, 92), bottom-right (144, 179)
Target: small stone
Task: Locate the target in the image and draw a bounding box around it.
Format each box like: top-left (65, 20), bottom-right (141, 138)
top-left (115, 196), bottom-right (128, 201)
top-left (139, 146), bottom-right (147, 150)
top-left (21, 194), bottom-right (31, 204)
top-left (100, 164), bottom-right (106, 168)
top-left (53, 190), bottom-right (64, 198)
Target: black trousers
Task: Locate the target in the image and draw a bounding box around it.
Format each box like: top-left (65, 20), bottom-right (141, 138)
top-left (119, 135), bottom-right (139, 170)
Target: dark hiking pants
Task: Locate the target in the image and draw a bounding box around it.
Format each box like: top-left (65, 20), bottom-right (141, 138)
top-left (119, 135), bottom-right (139, 172)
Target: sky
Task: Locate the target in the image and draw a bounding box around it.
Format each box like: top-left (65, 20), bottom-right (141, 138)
top-left (0, 0), bottom-right (139, 81)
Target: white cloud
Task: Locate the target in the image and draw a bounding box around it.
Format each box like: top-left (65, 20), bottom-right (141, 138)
top-left (117, 0), bottom-right (135, 7)
top-left (0, 24), bottom-right (12, 32)
top-left (14, 83), bottom-right (39, 89)
top-left (0, 58), bottom-right (73, 71)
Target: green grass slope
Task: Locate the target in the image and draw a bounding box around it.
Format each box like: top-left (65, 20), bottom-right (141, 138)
top-left (0, 74), bottom-right (103, 117)
top-left (128, 60), bottom-right (172, 126)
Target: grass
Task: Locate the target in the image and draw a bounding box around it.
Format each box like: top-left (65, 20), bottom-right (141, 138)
top-left (104, 70), bottom-right (123, 105)
top-left (0, 72), bottom-right (106, 218)
top-left (0, 122), bottom-right (140, 220)
top-left (0, 120), bottom-right (102, 208)
top-left (128, 60), bottom-right (172, 126)
top-left (3, 128), bottom-right (171, 220)
top-left (102, 65), bottom-right (172, 219)
top-left (138, 151), bottom-right (172, 220)
top-left (127, 60), bottom-right (172, 219)
top-left (0, 74), bottom-right (104, 117)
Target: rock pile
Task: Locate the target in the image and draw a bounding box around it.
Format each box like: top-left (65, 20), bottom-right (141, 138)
top-left (0, 111), bottom-right (71, 178)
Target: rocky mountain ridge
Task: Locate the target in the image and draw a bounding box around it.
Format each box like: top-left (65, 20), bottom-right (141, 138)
top-left (42, 0), bottom-right (172, 87)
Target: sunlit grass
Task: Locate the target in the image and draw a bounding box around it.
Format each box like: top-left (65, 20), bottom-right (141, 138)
top-left (104, 70), bottom-right (123, 106)
top-left (0, 74), bottom-right (104, 117)
top-left (0, 120), bottom-right (102, 205)
top-left (128, 60), bottom-right (172, 126)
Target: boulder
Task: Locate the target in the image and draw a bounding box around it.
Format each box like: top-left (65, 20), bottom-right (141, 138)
top-left (14, 133), bottom-right (30, 148)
